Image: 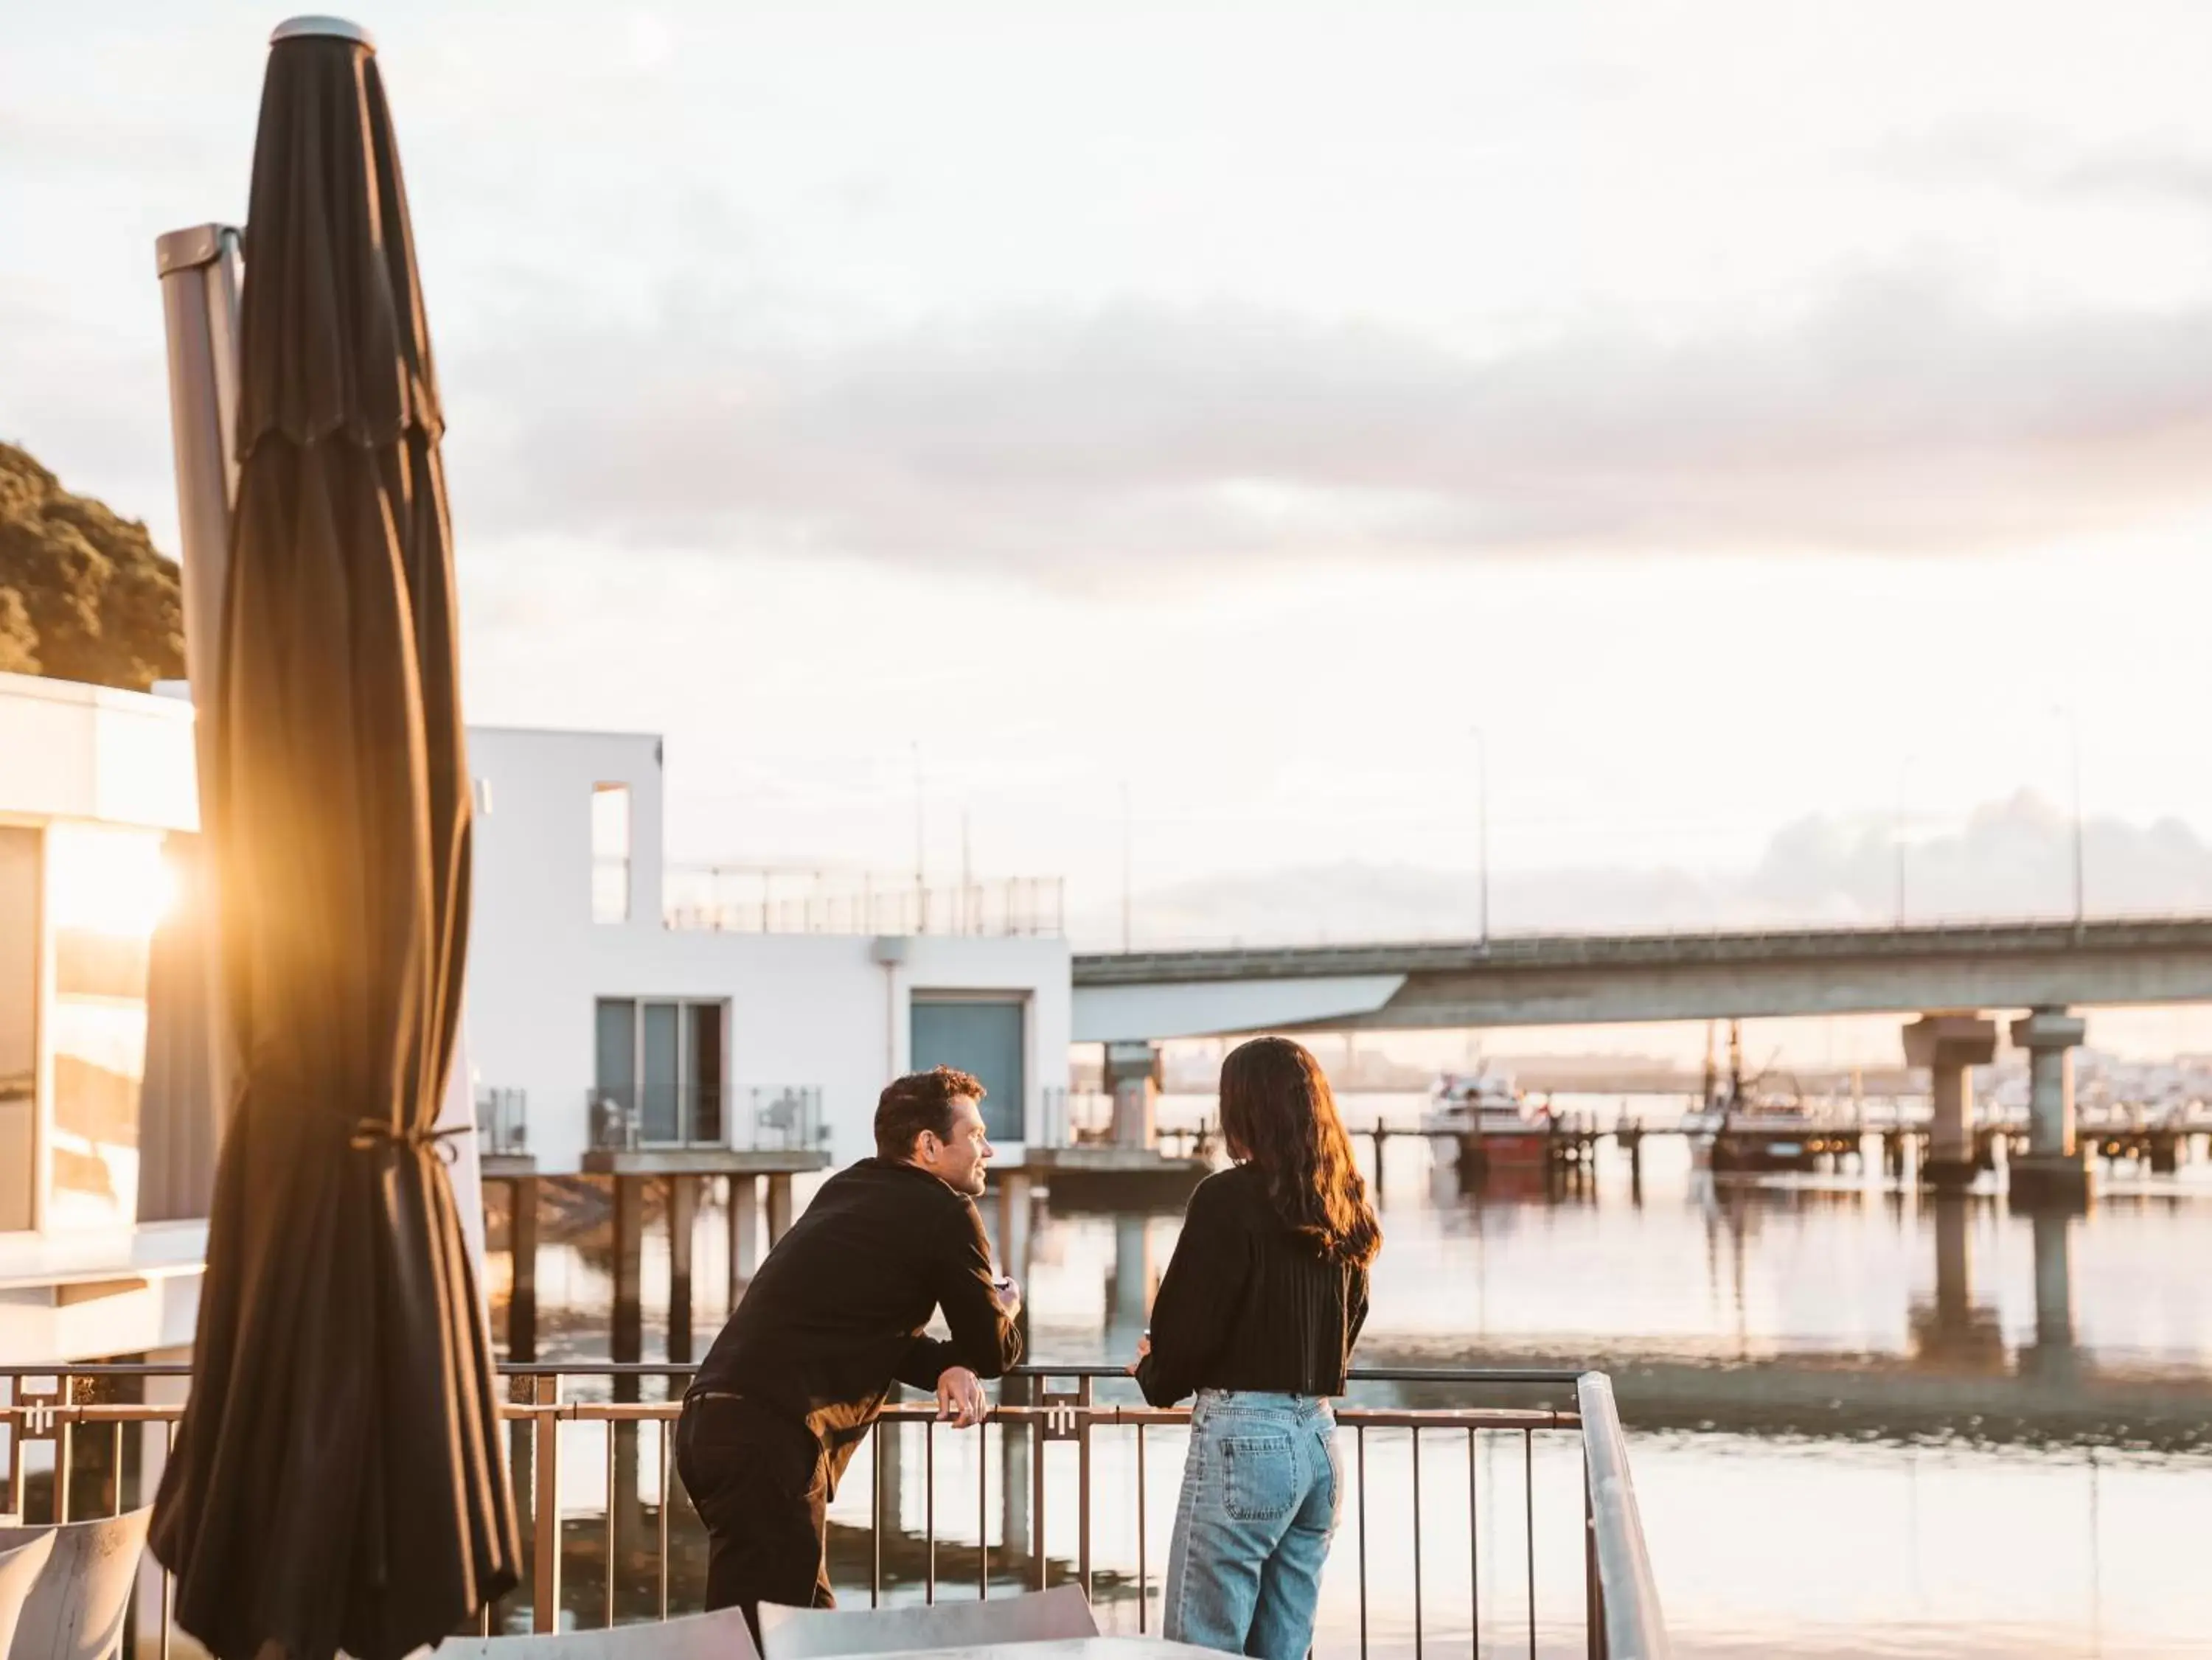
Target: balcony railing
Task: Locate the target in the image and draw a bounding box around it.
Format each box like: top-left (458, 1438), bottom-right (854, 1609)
top-left (1034, 1088), bottom-right (1114, 1150)
top-left (478, 1087), bottom-right (529, 1157)
top-left (470, 1087), bottom-right (829, 1157)
top-left (745, 1085), bottom-right (827, 1153)
top-left (665, 866), bottom-right (1065, 939)
top-left (1, 1361), bottom-right (1668, 1660)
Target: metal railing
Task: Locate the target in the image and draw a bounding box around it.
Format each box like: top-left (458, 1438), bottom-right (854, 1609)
top-left (588, 1086), bottom-right (726, 1151)
top-left (1, 1362), bottom-right (1667, 1660)
top-left (746, 1086), bottom-right (827, 1152)
top-left (665, 867), bottom-right (1065, 939)
top-left (479, 1087), bottom-right (529, 1157)
top-left (1034, 1087), bottom-right (1104, 1149)
top-left (481, 1086), bottom-right (832, 1157)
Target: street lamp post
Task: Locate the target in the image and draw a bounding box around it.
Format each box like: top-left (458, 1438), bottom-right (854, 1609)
top-left (1472, 726), bottom-right (1489, 947)
top-left (2057, 707), bottom-right (2084, 930)
top-left (1119, 779), bottom-right (1133, 953)
top-left (1896, 753), bottom-right (1914, 927)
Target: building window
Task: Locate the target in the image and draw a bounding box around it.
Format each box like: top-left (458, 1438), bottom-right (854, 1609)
top-left (591, 784), bottom-right (630, 924)
top-left (911, 996), bottom-right (1026, 1144)
top-left (0, 827), bottom-right (38, 1232)
top-left (593, 997), bottom-right (726, 1147)
top-left (44, 821), bottom-right (169, 1232)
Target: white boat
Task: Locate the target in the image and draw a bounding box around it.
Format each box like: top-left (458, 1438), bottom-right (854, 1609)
top-left (1424, 1070), bottom-right (1552, 1170)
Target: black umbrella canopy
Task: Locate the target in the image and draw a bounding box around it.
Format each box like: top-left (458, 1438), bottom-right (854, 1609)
top-left (148, 18), bottom-right (518, 1660)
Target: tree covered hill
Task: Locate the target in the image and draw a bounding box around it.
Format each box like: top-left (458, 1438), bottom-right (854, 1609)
top-left (0, 442), bottom-right (184, 691)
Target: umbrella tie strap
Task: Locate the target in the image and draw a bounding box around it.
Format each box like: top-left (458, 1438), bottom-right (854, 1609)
top-left (350, 1118), bottom-right (470, 1164)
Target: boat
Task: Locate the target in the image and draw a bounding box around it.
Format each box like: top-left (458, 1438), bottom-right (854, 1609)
top-left (1686, 1021), bottom-right (1858, 1176)
top-left (1424, 1068), bottom-right (1554, 1175)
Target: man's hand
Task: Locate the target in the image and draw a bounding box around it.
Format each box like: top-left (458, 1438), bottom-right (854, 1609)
top-left (936, 1366), bottom-right (989, 1429)
top-left (1125, 1332), bottom-right (1151, 1377)
top-left (991, 1274), bottom-right (1023, 1320)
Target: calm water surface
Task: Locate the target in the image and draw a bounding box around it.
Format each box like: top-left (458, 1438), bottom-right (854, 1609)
top-left (491, 1092), bottom-right (2212, 1657)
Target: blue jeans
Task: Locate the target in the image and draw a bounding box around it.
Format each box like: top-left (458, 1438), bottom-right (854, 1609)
top-left (1164, 1392), bottom-right (1342, 1659)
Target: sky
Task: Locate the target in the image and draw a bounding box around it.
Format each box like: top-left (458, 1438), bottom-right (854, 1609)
top-left (8, 0), bottom-right (2212, 946)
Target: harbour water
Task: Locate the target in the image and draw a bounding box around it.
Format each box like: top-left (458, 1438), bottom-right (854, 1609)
top-left (490, 1091), bottom-right (2212, 1656)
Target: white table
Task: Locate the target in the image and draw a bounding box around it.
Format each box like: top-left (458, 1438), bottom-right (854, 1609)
top-left (858, 1641), bottom-right (1227, 1660)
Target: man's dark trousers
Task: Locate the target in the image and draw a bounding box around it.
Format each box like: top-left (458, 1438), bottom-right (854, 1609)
top-left (676, 1393), bottom-right (849, 1633)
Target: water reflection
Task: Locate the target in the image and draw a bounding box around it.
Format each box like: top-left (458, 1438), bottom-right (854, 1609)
top-left (487, 1096), bottom-right (2212, 1656)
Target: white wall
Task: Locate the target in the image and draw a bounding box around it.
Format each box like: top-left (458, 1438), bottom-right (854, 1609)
top-left (0, 672), bottom-right (198, 831)
top-left (465, 728), bottom-right (1072, 1171)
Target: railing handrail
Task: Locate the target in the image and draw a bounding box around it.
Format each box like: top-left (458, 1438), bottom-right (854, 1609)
top-left (1578, 1372), bottom-right (1670, 1660)
top-left (1, 1398), bottom-right (1579, 1434)
top-left (0, 1359), bottom-right (1593, 1385)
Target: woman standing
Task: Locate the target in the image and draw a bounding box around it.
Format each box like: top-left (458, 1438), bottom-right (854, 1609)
top-left (1133, 1036), bottom-right (1382, 1659)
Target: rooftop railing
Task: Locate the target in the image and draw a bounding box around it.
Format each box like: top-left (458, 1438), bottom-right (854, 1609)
top-left (3, 1361), bottom-right (1667, 1660)
top-left (665, 867), bottom-right (1065, 940)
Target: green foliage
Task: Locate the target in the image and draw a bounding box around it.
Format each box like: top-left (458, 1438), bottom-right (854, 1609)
top-left (0, 442), bottom-right (184, 691)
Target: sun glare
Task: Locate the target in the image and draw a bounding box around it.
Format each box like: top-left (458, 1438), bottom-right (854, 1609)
top-left (44, 823), bottom-right (177, 940)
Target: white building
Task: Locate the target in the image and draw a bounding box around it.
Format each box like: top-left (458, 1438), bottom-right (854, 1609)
top-left (466, 726), bottom-right (1071, 1172)
top-left (0, 671), bottom-right (206, 1361)
top-left (0, 670), bottom-right (1073, 1361)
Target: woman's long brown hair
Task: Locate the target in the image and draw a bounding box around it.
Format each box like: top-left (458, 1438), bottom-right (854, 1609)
top-left (1218, 1036), bottom-right (1382, 1267)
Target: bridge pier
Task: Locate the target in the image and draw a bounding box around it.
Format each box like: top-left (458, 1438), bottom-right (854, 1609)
top-left (1109, 1211), bottom-right (1155, 1336)
top-left (1904, 1014), bottom-right (1997, 1190)
top-left (2008, 1007), bottom-right (2091, 1208)
top-left (1103, 1039), bottom-right (1161, 1147)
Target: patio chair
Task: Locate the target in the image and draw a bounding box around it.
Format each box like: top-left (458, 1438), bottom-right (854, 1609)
top-left (434, 1605), bottom-right (761, 1660)
top-left (0, 1536), bottom-right (57, 1660)
top-left (0, 1507), bottom-right (150, 1660)
top-left (758, 1586), bottom-right (1099, 1660)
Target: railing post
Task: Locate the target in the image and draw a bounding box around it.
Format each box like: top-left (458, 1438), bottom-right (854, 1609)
top-left (533, 1374), bottom-right (563, 1633)
top-left (1586, 1448), bottom-right (1605, 1659)
top-left (2, 1376), bottom-right (24, 1518)
top-left (1077, 1375), bottom-right (1093, 1599)
top-left (58, 1374), bottom-right (76, 1524)
top-left (1030, 1381), bottom-right (1048, 1591)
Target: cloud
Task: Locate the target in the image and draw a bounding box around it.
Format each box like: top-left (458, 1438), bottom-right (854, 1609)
top-left (448, 269), bottom-right (2212, 584)
top-left (1872, 121), bottom-right (2212, 214)
top-left (1091, 793), bottom-right (2212, 948)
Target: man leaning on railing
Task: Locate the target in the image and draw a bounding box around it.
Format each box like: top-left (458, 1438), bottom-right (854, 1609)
top-left (675, 1066), bottom-right (1023, 1642)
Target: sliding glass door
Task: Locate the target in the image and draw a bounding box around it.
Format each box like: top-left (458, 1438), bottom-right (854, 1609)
top-left (594, 997), bottom-right (726, 1146)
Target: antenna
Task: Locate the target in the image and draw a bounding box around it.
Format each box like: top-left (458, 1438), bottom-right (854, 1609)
top-left (911, 742), bottom-right (925, 932)
top-left (1120, 780), bottom-right (1133, 952)
top-left (960, 807), bottom-right (973, 935)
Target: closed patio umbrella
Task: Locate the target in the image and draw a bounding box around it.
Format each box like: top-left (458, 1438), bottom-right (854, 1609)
top-left (148, 18), bottom-right (518, 1660)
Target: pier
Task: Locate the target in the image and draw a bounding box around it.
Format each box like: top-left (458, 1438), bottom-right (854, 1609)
top-left (481, 1149), bottom-right (832, 1387)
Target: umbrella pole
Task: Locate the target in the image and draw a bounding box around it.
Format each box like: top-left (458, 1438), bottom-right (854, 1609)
top-left (154, 223), bottom-right (243, 1168)
top-left (157, 218), bottom-right (498, 1307)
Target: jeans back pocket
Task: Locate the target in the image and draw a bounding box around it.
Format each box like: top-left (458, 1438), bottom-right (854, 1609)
top-left (1220, 1434), bottom-right (1298, 1522)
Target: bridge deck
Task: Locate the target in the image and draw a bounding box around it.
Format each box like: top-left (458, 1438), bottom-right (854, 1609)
top-left (1072, 915), bottom-right (2212, 1037)
top-left (1075, 916), bottom-right (2212, 984)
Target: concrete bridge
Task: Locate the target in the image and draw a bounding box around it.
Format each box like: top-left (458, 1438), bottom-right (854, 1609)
top-left (1074, 916), bottom-right (2212, 1204)
top-left (1071, 916), bottom-right (2212, 1041)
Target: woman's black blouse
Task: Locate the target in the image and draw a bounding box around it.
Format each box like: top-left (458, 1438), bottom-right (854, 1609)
top-left (1135, 1163), bottom-right (1371, 1406)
